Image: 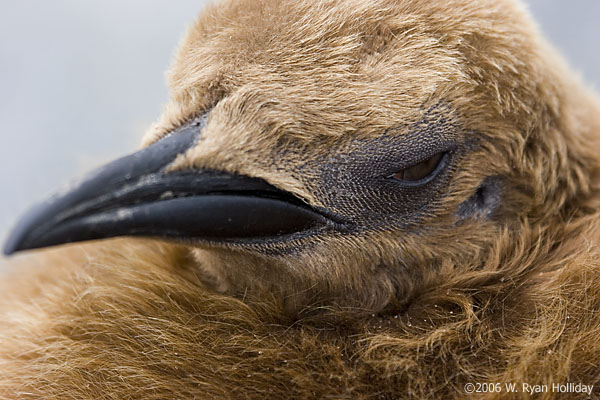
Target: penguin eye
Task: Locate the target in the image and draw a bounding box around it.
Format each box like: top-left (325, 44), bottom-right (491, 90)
top-left (389, 152), bottom-right (447, 183)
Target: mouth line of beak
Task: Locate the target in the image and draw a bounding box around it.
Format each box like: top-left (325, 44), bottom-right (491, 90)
top-left (3, 169), bottom-right (348, 255)
top-left (3, 124), bottom-right (349, 255)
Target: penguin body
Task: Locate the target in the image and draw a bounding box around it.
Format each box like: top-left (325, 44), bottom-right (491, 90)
top-left (2, 0), bottom-right (600, 398)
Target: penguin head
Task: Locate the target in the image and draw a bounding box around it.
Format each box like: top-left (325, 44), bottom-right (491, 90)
top-left (6, 0), bottom-right (599, 313)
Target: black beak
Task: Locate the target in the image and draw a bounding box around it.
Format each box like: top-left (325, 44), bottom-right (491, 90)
top-left (3, 123), bottom-right (337, 255)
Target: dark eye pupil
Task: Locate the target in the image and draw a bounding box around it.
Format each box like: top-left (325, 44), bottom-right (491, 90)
top-left (393, 152), bottom-right (444, 182)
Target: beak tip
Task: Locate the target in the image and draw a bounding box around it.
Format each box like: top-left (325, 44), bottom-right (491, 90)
top-left (3, 238), bottom-right (20, 256)
top-left (3, 229), bottom-right (29, 256)
top-left (3, 219), bottom-right (39, 256)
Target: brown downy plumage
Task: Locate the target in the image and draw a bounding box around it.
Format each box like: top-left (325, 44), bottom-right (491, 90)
top-left (2, 0), bottom-right (600, 398)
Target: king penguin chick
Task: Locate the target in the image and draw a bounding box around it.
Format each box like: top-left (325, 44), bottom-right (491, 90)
top-left (2, 0), bottom-right (600, 398)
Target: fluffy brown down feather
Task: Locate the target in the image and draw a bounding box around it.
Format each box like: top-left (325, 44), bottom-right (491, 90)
top-left (2, 0), bottom-right (600, 398)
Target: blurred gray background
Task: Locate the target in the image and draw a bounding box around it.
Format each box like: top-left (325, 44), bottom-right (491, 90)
top-left (0, 1), bottom-right (599, 250)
